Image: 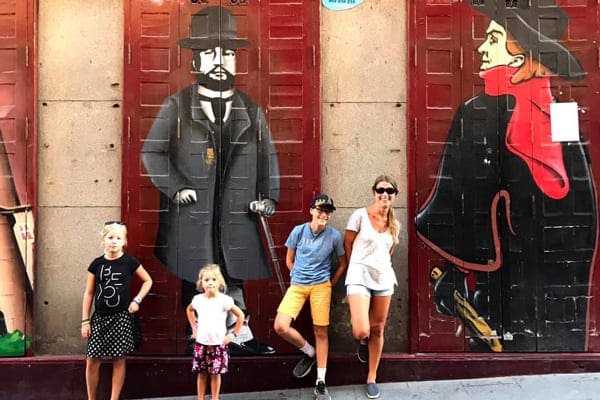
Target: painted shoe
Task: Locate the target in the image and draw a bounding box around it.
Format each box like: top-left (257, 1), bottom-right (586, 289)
top-left (229, 319), bottom-right (276, 356)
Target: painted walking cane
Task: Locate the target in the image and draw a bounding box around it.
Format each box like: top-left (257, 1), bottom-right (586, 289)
top-left (249, 199), bottom-right (286, 297)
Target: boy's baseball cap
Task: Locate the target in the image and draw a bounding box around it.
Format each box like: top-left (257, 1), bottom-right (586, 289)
top-left (310, 194), bottom-right (336, 211)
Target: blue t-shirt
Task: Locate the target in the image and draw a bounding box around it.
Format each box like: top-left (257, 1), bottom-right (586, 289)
top-left (285, 223), bottom-right (345, 285)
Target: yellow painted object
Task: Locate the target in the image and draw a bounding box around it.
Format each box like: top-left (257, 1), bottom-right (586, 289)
top-left (453, 290), bottom-right (503, 352)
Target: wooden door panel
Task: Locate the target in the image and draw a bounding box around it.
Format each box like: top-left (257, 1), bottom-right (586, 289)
top-left (124, 0), bottom-right (320, 355)
top-left (414, 0), bottom-right (467, 352)
top-left (0, 0), bottom-right (35, 357)
top-left (411, 0), bottom-right (600, 353)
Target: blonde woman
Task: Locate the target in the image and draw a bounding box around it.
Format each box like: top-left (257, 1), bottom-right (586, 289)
top-left (344, 175), bottom-right (400, 399)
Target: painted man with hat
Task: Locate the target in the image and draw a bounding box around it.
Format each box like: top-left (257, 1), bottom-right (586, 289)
top-left (274, 194), bottom-right (346, 399)
top-left (415, 0), bottom-right (596, 352)
top-left (142, 6), bottom-right (279, 355)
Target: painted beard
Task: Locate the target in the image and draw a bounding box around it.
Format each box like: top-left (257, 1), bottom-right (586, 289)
top-left (195, 68), bottom-right (235, 92)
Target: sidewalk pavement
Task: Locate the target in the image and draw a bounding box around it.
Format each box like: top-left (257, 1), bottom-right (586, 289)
top-left (137, 372), bottom-right (600, 400)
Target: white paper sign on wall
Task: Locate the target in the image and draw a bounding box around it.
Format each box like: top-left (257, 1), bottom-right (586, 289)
top-left (550, 102), bottom-right (580, 142)
top-left (322, 0), bottom-right (364, 11)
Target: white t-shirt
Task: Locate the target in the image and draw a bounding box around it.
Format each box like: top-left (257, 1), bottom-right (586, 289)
top-left (190, 292), bottom-right (234, 345)
top-left (344, 207), bottom-right (397, 290)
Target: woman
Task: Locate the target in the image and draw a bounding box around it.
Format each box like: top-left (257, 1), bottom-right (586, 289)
top-left (345, 175), bottom-right (400, 399)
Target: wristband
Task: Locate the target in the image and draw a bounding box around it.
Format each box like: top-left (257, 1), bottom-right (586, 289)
top-left (132, 296), bottom-right (142, 305)
top-left (230, 331), bottom-right (238, 338)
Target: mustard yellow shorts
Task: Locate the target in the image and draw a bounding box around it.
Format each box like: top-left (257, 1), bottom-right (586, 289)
top-left (277, 281), bottom-right (332, 326)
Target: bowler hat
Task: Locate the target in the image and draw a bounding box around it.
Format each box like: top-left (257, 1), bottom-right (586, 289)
top-left (178, 6), bottom-right (249, 50)
top-left (470, 0), bottom-right (584, 81)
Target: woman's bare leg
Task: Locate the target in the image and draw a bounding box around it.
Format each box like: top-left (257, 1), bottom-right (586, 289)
top-left (366, 295), bottom-right (392, 383)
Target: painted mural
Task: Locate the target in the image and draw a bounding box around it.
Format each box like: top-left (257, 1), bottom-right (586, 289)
top-left (415, 0), bottom-right (597, 352)
top-left (0, 0), bottom-right (35, 357)
top-left (141, 5), bottom-right (279, 356)
top-left (0, 202), bottom-right (34, 356)
top-left (126, 0), bottom-right (320, 356)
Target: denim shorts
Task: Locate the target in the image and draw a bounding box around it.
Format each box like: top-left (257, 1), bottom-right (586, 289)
top-left (346, 284), bottom-right (394, 297)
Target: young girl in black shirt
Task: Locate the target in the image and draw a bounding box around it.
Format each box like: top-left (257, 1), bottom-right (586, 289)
top-left (81, 221), bottom-right (152, 400)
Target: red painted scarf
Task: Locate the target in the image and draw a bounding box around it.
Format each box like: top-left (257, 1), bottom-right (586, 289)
top-left (481, 66), bottom-right (569, 200)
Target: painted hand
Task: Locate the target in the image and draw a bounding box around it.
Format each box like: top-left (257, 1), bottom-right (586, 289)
top-left (258, 198), bottom-right (276, 217)
top-left (174, 189), bottom-right (197, 205)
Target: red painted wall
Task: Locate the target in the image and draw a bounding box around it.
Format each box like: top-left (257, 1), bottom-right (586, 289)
top-left (409, 0), bottom-right (600, 353)
top-left (123, 0), bottom-right (320, 355)
top-left (0, 0), bottom-right (36, 357)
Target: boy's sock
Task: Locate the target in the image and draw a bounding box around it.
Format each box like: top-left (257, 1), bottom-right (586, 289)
top-left (300, 341), bottom-right (315, 357)
top-left (317, 367), bottom-right (326, 383)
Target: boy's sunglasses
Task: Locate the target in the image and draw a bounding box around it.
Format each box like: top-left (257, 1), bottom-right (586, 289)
top-left (313, 207), bottom-right (332, 215)
top-left (104, 220), bottom-right (126, 226)
top-left (374, 187), bottom-right (397, 195)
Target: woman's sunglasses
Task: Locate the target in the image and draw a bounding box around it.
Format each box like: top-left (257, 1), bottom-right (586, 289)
top-left (374, 187), bottom-right (397, 195)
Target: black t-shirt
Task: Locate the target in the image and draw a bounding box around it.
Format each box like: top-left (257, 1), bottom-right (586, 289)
top-left (88, 253), bottom-right (140, 314)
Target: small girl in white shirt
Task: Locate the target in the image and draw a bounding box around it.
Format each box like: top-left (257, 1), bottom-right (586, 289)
top-left (186, 264), bottom-right (244, 400)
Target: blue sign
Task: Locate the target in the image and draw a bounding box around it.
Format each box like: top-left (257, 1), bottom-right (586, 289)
top-left (322, 0), bottom-right (364, 11)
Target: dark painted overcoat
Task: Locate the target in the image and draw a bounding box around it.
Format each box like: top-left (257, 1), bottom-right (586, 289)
top-left (142, 85), bottom-right (280, 284)
top-left (415, 93), bottom-right (596, 351)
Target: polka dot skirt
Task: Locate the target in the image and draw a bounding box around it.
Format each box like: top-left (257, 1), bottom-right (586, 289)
top-left (86, 310), bottom-right (135, 359)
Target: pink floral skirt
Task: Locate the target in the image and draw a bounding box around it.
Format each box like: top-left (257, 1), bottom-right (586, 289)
top-left (192, 342), bottom-right (229, 375)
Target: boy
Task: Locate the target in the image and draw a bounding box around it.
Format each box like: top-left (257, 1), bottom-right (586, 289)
top-left (273, 194), bottom-right (347, 400)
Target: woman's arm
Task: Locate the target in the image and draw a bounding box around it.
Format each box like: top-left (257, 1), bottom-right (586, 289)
top-left (81, 272), bottom-right (95, 338)
top-left (344, 230), bottom-right (358, 263)
top-left (330, 255), bottom-right (348, 286)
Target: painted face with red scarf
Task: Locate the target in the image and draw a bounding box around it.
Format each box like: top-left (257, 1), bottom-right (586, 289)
top-left (477, 21), bottom-right (524, 71)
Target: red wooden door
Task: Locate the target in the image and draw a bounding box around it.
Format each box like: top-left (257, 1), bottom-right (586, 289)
top-left (124, 0), bottom-right (320, 355)
top-left (410, 0), bottom-right (600, 352)
top-left (0, 0), bottom-right (36, 356)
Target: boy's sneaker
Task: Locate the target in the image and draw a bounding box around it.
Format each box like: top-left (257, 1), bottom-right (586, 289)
top-left (357, 341), bottom-right (368, 363)
top-left (366, 382), bottom-right (380, 399)
top-left (292, 354), bottom-right (316, 378)
top-left (314, 380), bottom-right (331, 400)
